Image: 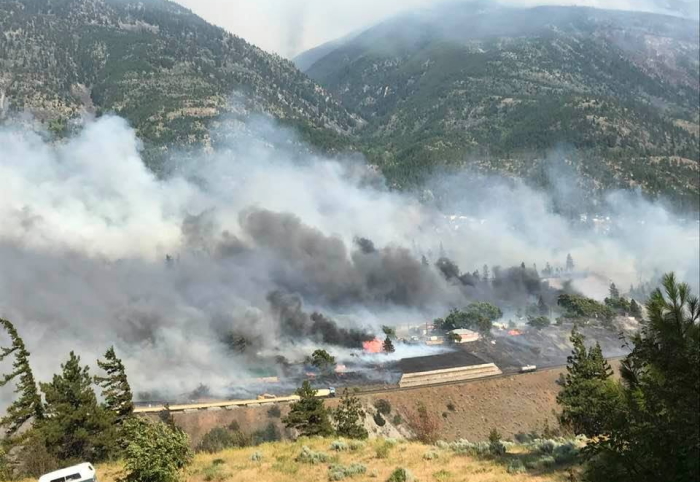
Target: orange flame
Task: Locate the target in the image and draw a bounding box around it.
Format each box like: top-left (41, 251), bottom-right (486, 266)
top-left (508, 329), bottom-right (523, 336)
top-left (363, 338), bottom-right (383, 353)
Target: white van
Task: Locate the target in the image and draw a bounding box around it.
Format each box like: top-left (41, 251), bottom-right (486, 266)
top-left (39, 463), bottom-right (97, 482)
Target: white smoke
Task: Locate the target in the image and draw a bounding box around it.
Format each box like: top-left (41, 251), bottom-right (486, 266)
top-left (0, 114), bottom-right (698, 401)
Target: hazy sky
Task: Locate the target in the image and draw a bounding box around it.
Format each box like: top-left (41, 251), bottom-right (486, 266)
top-left (175, 0), bottom-right (699, 58)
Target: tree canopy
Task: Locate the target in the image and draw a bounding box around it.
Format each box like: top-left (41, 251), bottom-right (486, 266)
top-left (557, 273), bottom-right (700, 482)
top-left (282, 381), bottom-right (334, 437)
top-left (334, 388), bottom-right (368, 440)
top-left (434, 302), bottom-right (503, 334)
top-left (95, 346), bottom-right (134, 423)
top-left (39, 352), bottom-right (116, 463)
top-left (0, 319), bottom-right (44, 441)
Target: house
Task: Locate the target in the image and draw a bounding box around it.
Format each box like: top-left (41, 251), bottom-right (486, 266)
top-left (449, 329), bottom-right (480, 343)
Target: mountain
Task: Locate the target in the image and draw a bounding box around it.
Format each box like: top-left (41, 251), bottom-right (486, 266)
top-left (301, 3), bottom-right (700, 209)
top-left (0, 0), bottom-right (362, 161)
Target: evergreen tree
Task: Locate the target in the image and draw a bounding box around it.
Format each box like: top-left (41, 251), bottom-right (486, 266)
top-left (566, 253), bottom-right (575, 271)
top-left (629, 299), bottom-right (643, 319)
top-left (39, 352), bottom-right (116, 462)
top-left (95, 346), bottom-right (134, 423)
top-left (609, 282), bottom-right (620, 300)
top-left (333, 389), bottom-right (368, 440)
top-left (557, 330), bottom-right (618, 438)
top-left (583, 273), bottom-right (700, 482)
top-left (0, 318), bottom-right (44, 440)
top-left (383, 337), bottom-right (395, 353)
top-left (282, 381), bottom-right (334, 437)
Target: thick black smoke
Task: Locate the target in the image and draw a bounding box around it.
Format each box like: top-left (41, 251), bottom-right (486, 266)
top-left (267, 291), bottom-right (374, 348)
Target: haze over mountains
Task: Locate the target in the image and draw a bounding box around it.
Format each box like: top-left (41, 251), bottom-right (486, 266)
top-left (298, 2), bottom-right (699, 208)
top-left (1, 0), bottom-right (698, 209)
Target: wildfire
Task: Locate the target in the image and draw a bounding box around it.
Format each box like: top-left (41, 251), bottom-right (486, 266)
top-left (363, 338), bottom-right (383, 353)
top-left (508, 329), bottom-right (523, 336)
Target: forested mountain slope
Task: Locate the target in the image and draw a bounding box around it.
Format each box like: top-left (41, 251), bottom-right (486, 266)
top-left (301, 3), bottom-right (700, 208)
top-left (0, 0), bottom-right (361, 157)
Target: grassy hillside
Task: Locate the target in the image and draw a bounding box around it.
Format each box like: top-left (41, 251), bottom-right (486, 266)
top-left (304, 4), bottom-right (700, 208)
top-left (26, 436), bottom-right (579, 482)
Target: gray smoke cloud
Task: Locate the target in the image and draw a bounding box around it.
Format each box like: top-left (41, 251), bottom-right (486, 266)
top-left (0, 114), bottom-right (698, 402)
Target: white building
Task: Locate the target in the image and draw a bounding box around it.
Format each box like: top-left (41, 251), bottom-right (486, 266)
top-left (449, 329), bottom-right (480, 343)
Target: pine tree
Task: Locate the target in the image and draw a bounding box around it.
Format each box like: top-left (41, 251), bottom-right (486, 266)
top-left (95, 346), bottom-right (134, 423)
top-left (39, 351), bottom-right (116, 462)
top-left (609, 283), bottom-right (620, 300)
top-left (282, 381), bottom-right (334, 437)
top-left (383, 337), bottom-right (395, 353)
top-left (566, 253), bottom-right (575, 271)
top-left (0, 318), bottom-right (44, 440)
top-left (557, 330), bottom-right (618, 437)
top-left (334, 389), bottom-right (368, 440)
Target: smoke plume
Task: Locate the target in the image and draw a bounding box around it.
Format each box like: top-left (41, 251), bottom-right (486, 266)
top-left (0, 114), bottom-right (698, 401)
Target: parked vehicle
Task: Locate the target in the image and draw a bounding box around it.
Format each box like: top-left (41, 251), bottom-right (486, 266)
top-left (520, 365), bottom-right (537, 373)
top-left (39, 463), bottom-right (97, 482)
top-left (328, 386), bottom-right (336, 397)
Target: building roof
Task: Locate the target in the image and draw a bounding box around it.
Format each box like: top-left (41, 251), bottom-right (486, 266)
top-left (449, 329), bottom-right (479, 336)
top-left (397, 349), bottom-right (488, 374)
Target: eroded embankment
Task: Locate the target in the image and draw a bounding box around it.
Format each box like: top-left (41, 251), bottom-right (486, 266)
top-left (145, 360), bottom-right (621, 446)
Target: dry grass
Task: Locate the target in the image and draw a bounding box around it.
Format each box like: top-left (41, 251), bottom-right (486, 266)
top-left (22, 438), bottom-right (575, 482)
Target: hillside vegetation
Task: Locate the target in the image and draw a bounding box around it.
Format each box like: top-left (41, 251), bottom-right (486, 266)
top-left (0, 0), bottom-right (361, 160)
top-left (302, 4), bottom-right (700, 208)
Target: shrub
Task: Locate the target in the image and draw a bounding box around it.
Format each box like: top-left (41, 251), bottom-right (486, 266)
top-left (374, 399), bottom-right (392, 415)
top-left (198, 427), bottom-right (239, 454)
top-left (507, 460), bottom-right (527, 474)
top-left (534, 439), bottom-right (558, 454)
top-left (349, 440), bottom-right (365, 451)
top-left (251, 422), bottom-right (281, 445)
top-left (489, 441), bottom-right (507, 456)
top-left (328, 463), bottom-right (367, 480)
top-left (405, 403), bottom-right (441, 444)
top-left (330, 440), bottom-right (349, 452)
top-left (423, 450), bottom-right (439, 460)
top-left (387, 467), bottom-right (414, 482)
top-left (250, 451), bottom-right (263, 462)
top-left (538, 455), bottom-right (556, 468)
top-left (392, 414), bottom-right (403, 425)
top-left (212, 459), bottom-right (225, 466)
top-left (295, 445), bottom-right (329, 464)
top-left (376, 443), bottom-right (391, 459)
top-left (446, 402), bottom-right (456, 412)
top-left (553, 442), bottom-right (580, 464)
top-left (267, 405), bottom-right (282, 418)
top-left (384, 438), bottom-right (399, 446)
top-left (203, 462), bottom-right (227, 482)
top-left (123, 418), bottom-right (193, 482)
top-left (488, 428), bottom-right (502, 444)
top-left (373, 412), bottom-right (386, 426)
